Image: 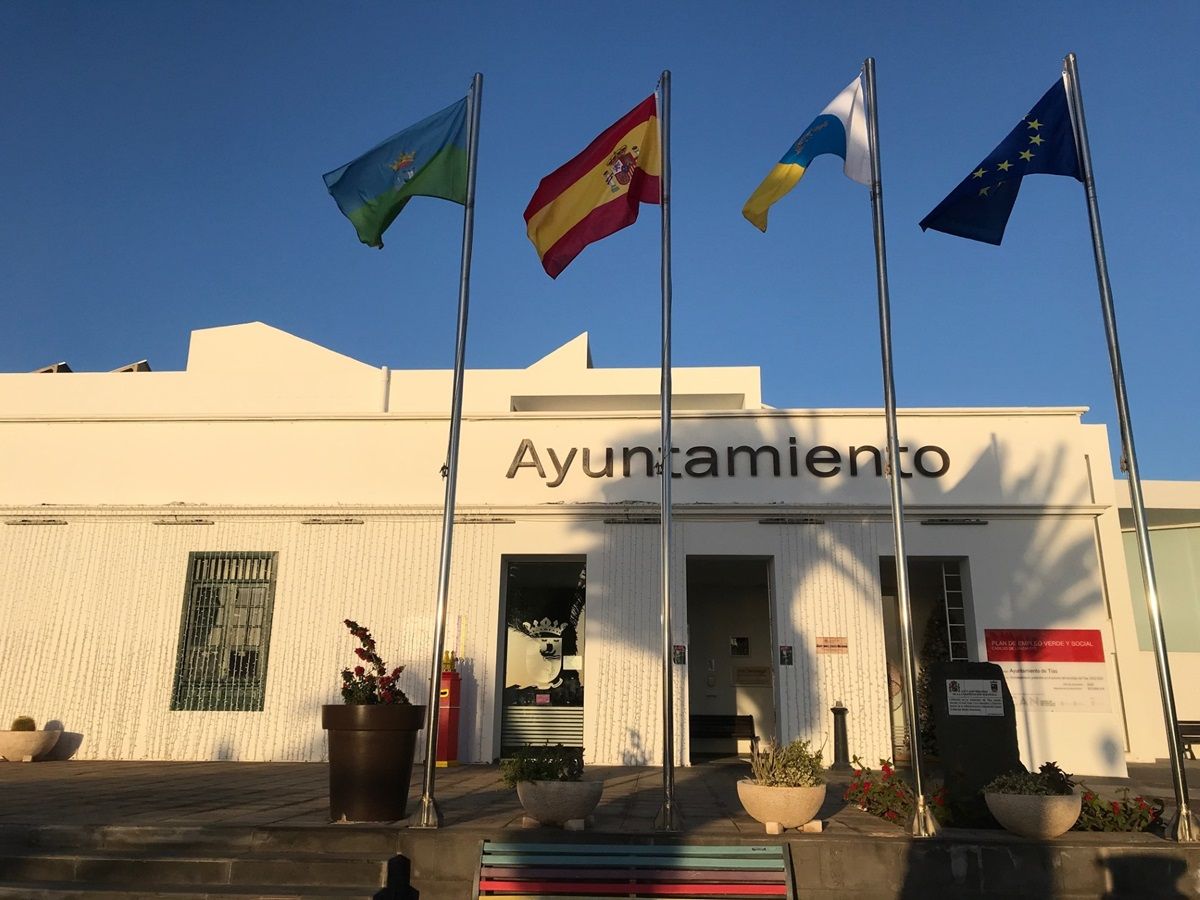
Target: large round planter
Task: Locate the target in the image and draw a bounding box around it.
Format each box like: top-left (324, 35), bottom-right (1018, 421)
top-left (984, 790), bottom-right (1081, 839)
top-left (516, 779), bottom-right (603, 827)
top-left (736, 779), bottom-right (826, 832)
top-left (322, 703), bottom-right (425, 822)
top-left (0, 729), bottom-right (60, 762)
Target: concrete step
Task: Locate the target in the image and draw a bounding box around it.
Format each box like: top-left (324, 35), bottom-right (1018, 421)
top-left (0, 850), bottom-right (393, 888)
top-left (0, 825), bottom-right (402, 856)
top-left (0, 883), bottom-right (382, 899)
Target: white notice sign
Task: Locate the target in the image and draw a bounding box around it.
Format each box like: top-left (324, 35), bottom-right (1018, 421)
top-left (998, 662), bottom-right (1111, 714)
top-left (945, 678), bottom-right (1004, 717)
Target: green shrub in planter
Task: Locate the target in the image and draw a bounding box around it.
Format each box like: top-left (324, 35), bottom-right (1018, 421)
top-left (748, 738), bottom-right (824, 787)
top-left (10, 717), bottom-right (36, 732)
top-left (501, 744), bottom-right (584, 788)
top-left (984, 761), bottom-right (1075, 796)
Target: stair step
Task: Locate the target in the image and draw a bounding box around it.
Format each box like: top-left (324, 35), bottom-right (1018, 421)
top-left (0, 825), bottom-right (401, 856)
top-left (0, 851), bottom-right (390, 888)
top-left (0, 882), bottom-right (382, 899)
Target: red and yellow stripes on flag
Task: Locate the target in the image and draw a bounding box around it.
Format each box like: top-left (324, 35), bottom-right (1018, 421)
top-left (524, 94), bottom-right (661, 278)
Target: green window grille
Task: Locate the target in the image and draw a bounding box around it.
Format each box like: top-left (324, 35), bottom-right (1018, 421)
top-left (170, 552), bottom-right (278, 711)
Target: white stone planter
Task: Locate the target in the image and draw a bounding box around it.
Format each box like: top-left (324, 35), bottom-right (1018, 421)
top-left (984, 790), bottom-right (1081, 839)
top-left (736, 779), bottom-right (826, 834)
top-left (516, 779), bottom-right (603, 828)
top-left (0, 729), bottom-right (60, 762)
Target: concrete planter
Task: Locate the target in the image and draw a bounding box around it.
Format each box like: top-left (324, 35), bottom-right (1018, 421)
top-left (984, 790), bottom-right (1081, 839)
top-left (516, 779), bottom-right (603, 828)
top-left (0, 729), bottom-right (60, 762)
top-left (737, 779), bottom-right (826, 833)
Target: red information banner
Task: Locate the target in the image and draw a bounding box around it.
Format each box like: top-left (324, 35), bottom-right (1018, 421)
top-left (985, 628), bottom-right (1105, 663)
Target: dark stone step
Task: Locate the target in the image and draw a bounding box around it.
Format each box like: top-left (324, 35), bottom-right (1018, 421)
top-left (0, 825), bottom-right (402, 856)
top-left (0, 882), bottom-right (384, 899)
top-left (0, 851), bottom-right (391, 888)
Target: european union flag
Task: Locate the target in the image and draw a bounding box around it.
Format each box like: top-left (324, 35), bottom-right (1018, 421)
top-left (920, 80), bottom-right (1081, 244)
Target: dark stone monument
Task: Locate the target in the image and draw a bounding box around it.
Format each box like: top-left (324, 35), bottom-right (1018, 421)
top-left (930, 660), bottom-right (1021, 824)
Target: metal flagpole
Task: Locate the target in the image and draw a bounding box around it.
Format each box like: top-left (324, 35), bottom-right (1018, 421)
top-left (862, 57), bottom-right (939, 838)
top-left (414, 71), bottom-right (482, 830)
top-left (1062, 52), bottom-right (1197, 843)
top-left (654, 68), bottom-right (681, 832)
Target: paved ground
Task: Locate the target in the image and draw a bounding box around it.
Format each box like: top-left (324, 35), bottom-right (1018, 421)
top-left (0, 756), bottom-right (1196, 835)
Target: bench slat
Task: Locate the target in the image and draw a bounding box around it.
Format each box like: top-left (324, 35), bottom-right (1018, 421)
top-left (479, 879), bottom-right (788, 896)
top-left (482, 842), bottom-right (783, 858)
top-left (480, 866), bottom-right (785, 883)
top-left (482, 852), bottom-right (784, 869)
top-left (477, 839), bottom-right (793, 900)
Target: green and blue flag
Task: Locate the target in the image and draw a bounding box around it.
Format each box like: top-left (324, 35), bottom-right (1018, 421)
top-left (324, 97), bottom-right (468, 248)
top-left (920, 80), bottom-right (1081, 244)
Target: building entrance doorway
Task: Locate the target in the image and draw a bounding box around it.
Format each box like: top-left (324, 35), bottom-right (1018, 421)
top-left (686, 557), bottom-right (777, 761)
top-left (880, 557), bottom-right (971, 763)
top-left (499, 557), bottom-right (585, 756)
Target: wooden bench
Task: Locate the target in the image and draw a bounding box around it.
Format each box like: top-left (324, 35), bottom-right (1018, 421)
top-left (1179, 720), bottom-right (1200, 760)
top-left (475, 841), bottom-right (793, 898)
top-left (689, 714), bottom-right (759, 754)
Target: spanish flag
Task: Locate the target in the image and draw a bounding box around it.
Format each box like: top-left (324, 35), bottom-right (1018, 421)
top-left (524, 95), bottom-right (661, 278)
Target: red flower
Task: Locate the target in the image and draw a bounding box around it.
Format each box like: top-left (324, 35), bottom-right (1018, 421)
top-left (354, 666), bottom-right (365, 677)
top-left (1111, 802), bottom-right (1121, 815)
top-left (1083, 792), bottom-right (1095, 803)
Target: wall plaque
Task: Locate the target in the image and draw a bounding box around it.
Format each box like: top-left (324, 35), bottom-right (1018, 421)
top-left (816, 636), bottom-right (848, 654)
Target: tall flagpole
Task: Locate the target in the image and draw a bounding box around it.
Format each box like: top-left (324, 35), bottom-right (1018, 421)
top-left (654, 68), bottom-right (681, 833)
top-left (414, 71), bottom-right (482, 830)
top-left (1062, 53), bottom-right (1197, 843)
top-left (862, 57), bottom-right (938, 838)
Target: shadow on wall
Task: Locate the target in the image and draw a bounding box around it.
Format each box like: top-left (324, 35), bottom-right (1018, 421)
top-left (1098, 854), bottom-right (1189, 899)
top-left (39, 720), bottom-right (84, 760)
top-left (622, 729), bottom-right (647, 766)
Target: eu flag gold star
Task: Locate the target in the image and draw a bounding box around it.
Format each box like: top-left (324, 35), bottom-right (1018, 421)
top-left (1027, 118), bottom-right (1043, 130)
top-left (1029, 134), bottom-right (1044, 146)
top-left (997, 160), bottom-right (1013, 171)
top-left (979, 186), bottom-right (991, 196)
top-left (1019, 149), bottom-right (1035, 161)
top-left (972, 167), bottom-right (987, 179)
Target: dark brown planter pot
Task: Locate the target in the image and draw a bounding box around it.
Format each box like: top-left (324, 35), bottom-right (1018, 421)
top-left (321, 703), bottom-right (426, 822)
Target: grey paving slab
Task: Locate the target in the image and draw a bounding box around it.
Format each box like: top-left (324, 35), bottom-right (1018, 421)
top-left (0, 756), bottom-right (1196, 839)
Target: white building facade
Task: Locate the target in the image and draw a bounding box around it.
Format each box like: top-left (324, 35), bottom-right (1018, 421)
top-left (2, 322), bottom-right (1193, 776)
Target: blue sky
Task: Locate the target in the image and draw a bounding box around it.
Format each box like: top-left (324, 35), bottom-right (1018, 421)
top-left (3, 2), bottom-right (1196, 479)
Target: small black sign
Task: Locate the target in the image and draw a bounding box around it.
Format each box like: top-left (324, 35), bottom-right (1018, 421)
top-left (779, 645), bottom-right (794, 666)
top-left (672, 644), bottom-right (687, 665)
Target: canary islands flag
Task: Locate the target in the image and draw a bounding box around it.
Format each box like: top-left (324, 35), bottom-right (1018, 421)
top-left (743, 75), bottom-right (871, 232)
top-left (323, 97), bottom-right (468, 248)
top-left (919, 80), bottom-right (1081, 244)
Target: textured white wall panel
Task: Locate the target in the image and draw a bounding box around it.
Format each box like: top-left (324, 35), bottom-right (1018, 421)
top-left (772, 522), bottom-right (891, 763)
top-left (0, 513), bottom-right (509, 762)
top-left (585, 523), bottom-right (661, 766)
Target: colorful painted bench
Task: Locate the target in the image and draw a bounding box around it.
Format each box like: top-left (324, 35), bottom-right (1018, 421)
top-left (474, 840), bottom-right (793, 898)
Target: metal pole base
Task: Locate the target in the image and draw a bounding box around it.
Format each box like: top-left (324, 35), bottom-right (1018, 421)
top-left (1167, 807), bottom-right (1199, 843)
top-left (411, 794), bottom-right (442, 829)
top-left (907, 796), bottom-right (941, 838)
top-left (654, 799), bottom-right (682, 832)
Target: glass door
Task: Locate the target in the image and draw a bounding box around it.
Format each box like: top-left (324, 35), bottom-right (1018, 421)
top-left (500, 558), bottom-right (586, 755)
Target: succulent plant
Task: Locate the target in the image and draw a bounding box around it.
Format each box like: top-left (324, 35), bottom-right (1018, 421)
top-left (10, 716), bottom-right (36, 731)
